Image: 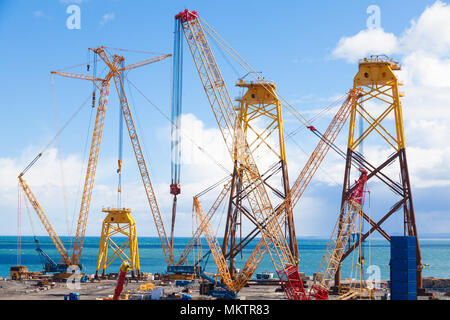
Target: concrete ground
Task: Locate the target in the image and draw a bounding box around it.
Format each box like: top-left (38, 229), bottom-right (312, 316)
top-left (0, 277), bottom-right (448, 300)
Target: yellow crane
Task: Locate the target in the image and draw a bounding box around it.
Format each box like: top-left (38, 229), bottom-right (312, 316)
top-left (192, 196), bottom-right (235, 292)
top-left (18, 172), bottom-right (71, 265)
top-left (110, 52), bottom-right (175, 266)
top-left (176, 180), bottom-right (232, 266)
top-left (309, 170), bottom-right (368, 300)
top-left (53, 49), bottom-right (121, 265)
top-left (174, 10), bottom-right (370, 299)
top-left (19, 47), bottom-right (172, 270)
top-left (176, 10), bottom-right (306, 299)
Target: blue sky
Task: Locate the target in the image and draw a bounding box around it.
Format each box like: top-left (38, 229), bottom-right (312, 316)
top-left (0, 0), bottom-right (449, 242)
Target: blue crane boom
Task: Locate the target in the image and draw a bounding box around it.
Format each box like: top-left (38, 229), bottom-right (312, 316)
top-left (169, 17), bottom-right (184, 256)
top-left (33, 237), bottom-right (74, 273)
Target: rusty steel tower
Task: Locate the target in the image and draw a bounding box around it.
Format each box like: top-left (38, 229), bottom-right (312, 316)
top-left (221, 78), bottom-right (297, 279)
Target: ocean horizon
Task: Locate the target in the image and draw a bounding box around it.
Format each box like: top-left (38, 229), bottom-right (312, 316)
top-left (1, 236), bottom-right (449, 280)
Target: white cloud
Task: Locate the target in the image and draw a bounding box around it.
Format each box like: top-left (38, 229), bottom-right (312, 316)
top-left (330, 0), bottom-right (450, 191)
top-left (0, 114), bottom-right (235, 238)
top-left (400, 1), bottom-right (450, 56)
top-left (332, 28), bottom-right (399, 63)
top-left (402, 51), bottom-right (450, 88)
top-left (177, 113), bottom-right (230, 175)
top-left (333, 1), bottom-right (450, 63)
top-left (100, 13), bottom-right (115, 27)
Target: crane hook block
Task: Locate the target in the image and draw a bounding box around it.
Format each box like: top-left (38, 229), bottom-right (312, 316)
top-left (170, 183), bottom-right (181, 195)
top-left (91, 91), bottom-right (96, 108)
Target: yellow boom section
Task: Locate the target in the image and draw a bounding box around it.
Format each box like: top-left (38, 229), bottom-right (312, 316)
top-left (18, 176), bottom-right (71, 265)
top-left (192, 196), bottom-right (235, 292)
top-left (70, 50), bottom-right (120, 265)
top-left (176, 180), bottom-right (232, 266)
top-left (112, 61), bottom-right (174, 265)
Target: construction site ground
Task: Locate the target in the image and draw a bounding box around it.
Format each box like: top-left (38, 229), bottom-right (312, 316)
top-left (0, 277), bottom-right (448, 300)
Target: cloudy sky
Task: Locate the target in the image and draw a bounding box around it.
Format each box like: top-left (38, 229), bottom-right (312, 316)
top-left (0, 0), bottom-right (449, 243)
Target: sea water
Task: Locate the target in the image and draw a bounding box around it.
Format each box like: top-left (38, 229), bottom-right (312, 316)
top-left (1, 236), bottom-right (449, 280)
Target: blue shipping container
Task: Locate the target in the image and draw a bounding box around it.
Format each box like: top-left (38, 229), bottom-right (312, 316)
top-left (390, 236), bottom-right (417, 248)
top-left (391, 246), bottom-right (417, 260)
top-left (392, 281), bottom-right (417, 293)
top-left (392, 293), bottom-right (416, 300)
top-left (390, 236), bottom-right (418, 300)
top-left (391, 259), bottom-right (417, 270)
top-left (392, 270), bottom-right (417, 282)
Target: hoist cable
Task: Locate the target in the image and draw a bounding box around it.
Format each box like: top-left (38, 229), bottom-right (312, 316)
top-left (198, 16), bottom-right (310, 127)
top-left (20, 93), bottom-right (91, 177)
top-left (126, 78), bottom-right (231, 176)
top-left (102, 46), bottom-right (168, 56)
top-left (17, 183), bottom-right (22, 266)
top-left (51, 74), bottom-right (71, 246)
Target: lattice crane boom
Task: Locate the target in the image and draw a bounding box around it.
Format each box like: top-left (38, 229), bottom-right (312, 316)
top-left (176, 180), bottom-right (232, 266)
top-left (230, 89), bottom-right (362, 290)
top-left (176, 10), bottom-right (235, 156)
top-left (290, 89), bottom-right (363, 207)
top-left (51, 47), bottom-right (172, 266)
top-left (309, 170), bottom-right (368, 300)
top-left (18, 175), bottom-right (71, 265)
top-left (70, 49), bottom-right (121, 265)
top-left (111, 55), bottom-right (174, 265)
top-left (119, 54), bottom-right (172, 72)
top-left (50, 71), bottom-right (104, 90)
top-left (50, 47), bottom-right (119, 265)
top-left (177, 10), bottom-right (306, 299)
top-left (71, 80), bottom-right (111, 264)
top-left (192, 196), bottom-right (235, 292)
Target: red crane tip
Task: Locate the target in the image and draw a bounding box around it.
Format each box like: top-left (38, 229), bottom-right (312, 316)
top-left (175, 9), bottom-right (198, 22)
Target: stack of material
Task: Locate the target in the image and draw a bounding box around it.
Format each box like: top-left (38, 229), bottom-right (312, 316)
top-left (390, 236), bottom-right (417, 300)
